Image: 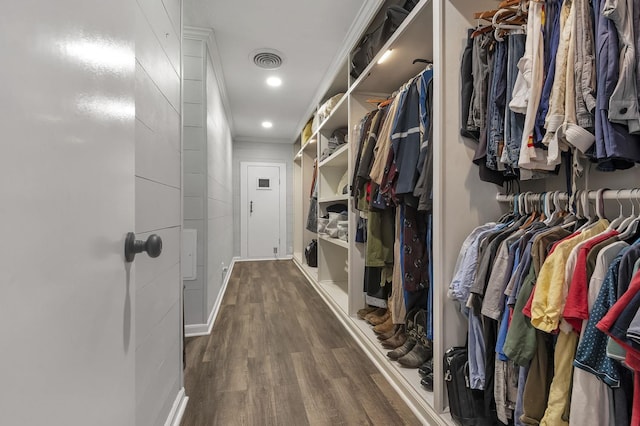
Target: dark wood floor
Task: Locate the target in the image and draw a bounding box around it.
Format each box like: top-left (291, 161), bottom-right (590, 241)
top-left (181, 260), bottom-right (421, 426)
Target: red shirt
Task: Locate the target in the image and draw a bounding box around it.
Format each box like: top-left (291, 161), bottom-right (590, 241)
top-left (563, 231), bottom-right (619, 333)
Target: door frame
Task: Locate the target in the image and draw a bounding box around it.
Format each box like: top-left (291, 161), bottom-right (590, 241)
top-left (240, 161), bottom-right (287, 259)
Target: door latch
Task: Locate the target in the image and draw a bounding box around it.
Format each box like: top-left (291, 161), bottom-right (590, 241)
top-left (250, 200), bottom-right (253, 215)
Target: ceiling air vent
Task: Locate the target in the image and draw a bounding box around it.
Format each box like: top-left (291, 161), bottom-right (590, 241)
top-left (251, 49), bottom-right (285, 70)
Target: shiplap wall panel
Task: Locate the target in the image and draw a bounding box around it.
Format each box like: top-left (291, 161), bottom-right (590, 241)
top-left (135, 6), bottom-right (180, 112)
top-left (162, 0), bottom-right (181, 35)
top-left (135, 228), bottom-right (181, 289)
top-left (205, 51), bottom-right (234, 314)
top-left (134, 0), bottom-right (182, 424)
top-left (182, 36), bottom-right (207, 325)
top-left (135, 177), bottom-right (181, 232)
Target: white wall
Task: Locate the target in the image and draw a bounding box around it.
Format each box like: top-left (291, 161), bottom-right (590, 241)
top-left (183, 31), bottom-right (234, 326)
top-left (233, 141), bottom-right (295, 257)
top-left (134, 0), bottom-right (183, 425)
top-left (205, 49), bottom-right (234, 314)
top-left (183, 36), bottom-right (207, 325)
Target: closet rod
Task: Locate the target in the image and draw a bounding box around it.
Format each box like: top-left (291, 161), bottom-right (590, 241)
top-left (496, 189), bottom-right (640, 203)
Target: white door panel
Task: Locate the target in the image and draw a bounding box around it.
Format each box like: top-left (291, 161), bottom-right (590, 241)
top-left (247, 165), bottom-right (281, 257)
top-left (241, 163), bottom-right (286, 259)
top-left (1, 1), bottom-right (136, 425)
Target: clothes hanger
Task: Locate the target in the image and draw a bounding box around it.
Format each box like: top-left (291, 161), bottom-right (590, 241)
top-left (616, 189), bottom-right (637, 233)
top-left (618, 189), bottom-right (640, 241)
top-left (607, 189), bottom-right (625, 231)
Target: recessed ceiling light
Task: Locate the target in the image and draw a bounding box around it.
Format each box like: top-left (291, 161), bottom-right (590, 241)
top-left (266, 76), bottom-right (282, 87)
top-left (262, 121), bottom-right (273, 128)
top-left (377, 49), bottom-right (393, 64)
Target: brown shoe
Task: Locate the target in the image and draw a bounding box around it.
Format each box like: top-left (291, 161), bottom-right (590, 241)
top-left (364, 308), bottom-right (386, 324)
top-left (357, 306), bottom-right (378, 320)
top-left (366, 309), bottom-right (389, 326)
top-left (381, 326), bottom-right (406, 349)
top-left (373, 316), bottom-right (394, 334)
top-left (377, 324), bottom-right (401, 341)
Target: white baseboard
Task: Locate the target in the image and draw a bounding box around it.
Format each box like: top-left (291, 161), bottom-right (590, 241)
top-left (234, 255), bottom-right (293, 262)
top-left (164, 387), bottom-right (188, 426)
top-left (184, 257), bottom-right (237, 337)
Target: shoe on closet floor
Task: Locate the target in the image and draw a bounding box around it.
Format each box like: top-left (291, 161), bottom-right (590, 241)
top-left (377, 324), bottom-right (401, 341)
top-left (397, 341), bottom-right (432, 368)
top-left (420, 373), bottom-right (433, 392)
top-left (418, 358), bottom-right (433, 377)
top-left (387, 337), bottom-right (416, 360)
top-left (357, 306), bottom-right (378, 320)
top-left (381, 328), bottom-right (406, 349)
top-left (366, 309), bottom-right (390, 326)
top-left (373, 316), bottom-right (394, 334)
top-left (363, 307), bottom-right (386, 323)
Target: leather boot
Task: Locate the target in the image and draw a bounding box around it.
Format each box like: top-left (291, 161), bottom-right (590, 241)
top-left (381, 327), bottom-right (406, 349)
top-left (397, 340), bottom-right (432, 368)
top-left (373, 316), bottom-right (394, 334)
top-left (387, 337), bottom-right (416, 360)
top-left (367, 309), bottom-right (390, 326)
top-left (397, 310), bottom-right (433, 368)
top-left (357, 306), bottom-right (378, 320)
top-left (364, 308), bottom-right (387, 325)
top-left (377, 324), bottom-right (401, 341)
top-left (420, 373), bottom-right (433, 391)
top-left (418, 358), bottom-right (433, 377)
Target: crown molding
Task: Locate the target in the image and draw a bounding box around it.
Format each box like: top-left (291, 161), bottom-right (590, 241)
top-left (292, 0), bottom-right (385, 140)
top-left (183, 26), bottom-right (213, 40)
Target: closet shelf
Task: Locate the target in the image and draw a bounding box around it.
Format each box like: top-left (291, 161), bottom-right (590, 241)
top-left (299, 137), bottom-right (318, 156)
top-left (318, 234), bottom-right (349, 250)
top-left (350, 0), bottom-right (433, 95)
top-left (316, 94), bottom-right (348, 134)
top-left (319, 194), bottom-right (350, 203)
top-left (319, 144), bottom-right (348, 168)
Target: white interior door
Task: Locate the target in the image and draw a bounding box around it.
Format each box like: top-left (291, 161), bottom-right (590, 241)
top-left (1, 2), bottom-right (137, 425)
top-left (241, 163), bottom-right (286, 258)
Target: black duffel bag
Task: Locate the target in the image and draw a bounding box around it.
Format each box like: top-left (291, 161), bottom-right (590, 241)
top-left (444, 346), bottom-right (487, 426)
top-left (350, 1), bottom-right (418, 79)
top-left (304, 239), bottom-right (318, 267)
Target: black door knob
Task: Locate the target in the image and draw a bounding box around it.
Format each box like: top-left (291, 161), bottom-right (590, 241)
top-left (124, 232), bottom-right (163, 262)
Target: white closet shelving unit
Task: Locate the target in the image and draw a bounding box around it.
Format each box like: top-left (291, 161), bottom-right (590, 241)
top-left (292, 0), bottom-right (640, 423)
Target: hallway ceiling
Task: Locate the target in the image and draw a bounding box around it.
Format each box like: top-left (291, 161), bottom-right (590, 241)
top-left (184, 0), bottom-right (371, 144)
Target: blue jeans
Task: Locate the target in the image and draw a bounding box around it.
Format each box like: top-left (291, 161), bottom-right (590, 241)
top-left (534, 0), bottom-right (562, 145)
top-left (487, 40), bottom-right (507, 170)
top-left (504, 34), bottom-right (526, 169)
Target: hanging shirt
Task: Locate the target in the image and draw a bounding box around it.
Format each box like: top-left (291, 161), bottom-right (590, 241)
top-left (574, 249), bottom-right (628, 387)
top-left (563, 230), bottom-right (620, 333)
top-left (531, 220), bottom-right (609, 333)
